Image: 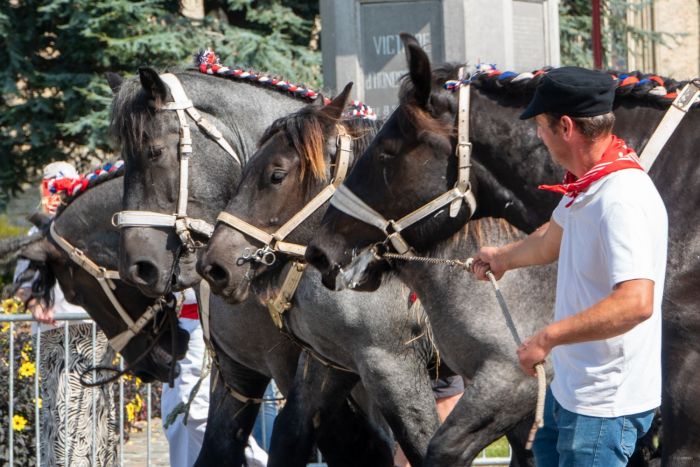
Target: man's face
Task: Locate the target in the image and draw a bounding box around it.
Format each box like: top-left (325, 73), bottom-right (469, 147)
top-left (535, 114), bottom-right (567, 167)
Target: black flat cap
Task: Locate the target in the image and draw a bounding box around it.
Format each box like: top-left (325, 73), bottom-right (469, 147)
top-left (520, 67), bottom-right (616, 120)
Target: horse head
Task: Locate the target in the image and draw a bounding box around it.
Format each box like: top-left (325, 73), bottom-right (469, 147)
top-left (197, 84), bottom-right (360, 302)
top-left (112, 69), bottom-right (242, 296)
top-left (17, 177), bottom-right (190, 384)
top-left (306, 34), bottom-right (481, 291)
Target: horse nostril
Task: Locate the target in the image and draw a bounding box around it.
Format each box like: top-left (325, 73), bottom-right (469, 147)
top-left (305, 245), bottom-right (331, 274)
top-left (203, 263), bottom-right (230, 289)
top-left (132, 261), bottom-right (159, 286)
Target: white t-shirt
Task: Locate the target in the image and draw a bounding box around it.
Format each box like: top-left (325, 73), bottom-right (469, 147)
top-left (550, 169), bottom-right (667, 417)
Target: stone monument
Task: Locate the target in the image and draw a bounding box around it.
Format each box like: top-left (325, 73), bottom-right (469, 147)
top-left (321, 0), bottom-right (560, 119)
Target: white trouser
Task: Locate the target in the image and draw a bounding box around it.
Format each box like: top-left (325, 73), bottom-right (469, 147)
top-left (161, 317), bottom-right (269, 467)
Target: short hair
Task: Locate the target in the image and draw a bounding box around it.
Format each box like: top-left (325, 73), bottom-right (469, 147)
top-left (546, 112), bottom-right (615, 140)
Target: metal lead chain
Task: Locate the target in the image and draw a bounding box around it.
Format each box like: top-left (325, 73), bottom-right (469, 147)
top-left (380, 250), bottom-right (474, 271)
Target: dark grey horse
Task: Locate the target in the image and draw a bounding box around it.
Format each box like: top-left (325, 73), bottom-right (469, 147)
top-left (308, 34), bottom-right (689, 465)
top-left (15, 174), bottom-right (189, 383)
top-left (196, 86), bottom-right (538, 467)
top-left (110, 70), bottom-right (395, 466)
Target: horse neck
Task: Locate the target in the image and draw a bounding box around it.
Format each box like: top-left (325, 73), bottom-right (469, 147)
top-left (178, 71), bottom-right (308, 164)
top-left (395, 218), bottom-right (553, 361)
top-left (469, 88), bottom-right (676, 231)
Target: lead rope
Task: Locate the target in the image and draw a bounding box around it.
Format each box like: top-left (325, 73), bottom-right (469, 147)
top-left (380, 250), bottom-right (545, 449)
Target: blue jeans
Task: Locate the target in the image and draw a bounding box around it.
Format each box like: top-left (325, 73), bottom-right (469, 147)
top-left (252, 381), bottom-right (280, 452)
top-left (533, 388), bottom-right (655, 467)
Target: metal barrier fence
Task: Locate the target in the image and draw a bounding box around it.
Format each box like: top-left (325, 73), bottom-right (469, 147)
top-left (1, 313), bottom-right (511, 466)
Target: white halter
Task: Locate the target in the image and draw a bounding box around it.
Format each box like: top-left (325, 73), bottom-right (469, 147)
top-left (329, 69), bottom-right (477, 255)
top-left (114, 73), bottom-right (242, 250)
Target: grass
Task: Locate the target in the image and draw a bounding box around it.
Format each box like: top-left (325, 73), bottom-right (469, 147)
top-left (482, 436), bottom-right (511, 459)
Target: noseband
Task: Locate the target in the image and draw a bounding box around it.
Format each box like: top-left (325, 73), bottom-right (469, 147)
top-left (113, 73), bottom-right (242, 252)
top-left (329, 69), bottom-right (477, 255)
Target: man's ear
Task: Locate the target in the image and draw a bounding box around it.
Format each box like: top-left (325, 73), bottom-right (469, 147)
top-left (19, 238), bottom-right (62, 263)
top-left (560, 115), bottom-right (575, 140)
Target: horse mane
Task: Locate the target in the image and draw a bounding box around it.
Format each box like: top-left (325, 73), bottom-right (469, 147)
top-left (110, 76), bottom-right (157, 157)
top-left (470, 65), bottom-right (694, 109)
top-left (53, 161), bottom-right (125, 217)
top-left (258, 106), bottom-right (382, 184)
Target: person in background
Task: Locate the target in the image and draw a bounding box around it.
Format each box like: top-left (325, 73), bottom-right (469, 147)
top-left (14, 161), bottom-right (119, 466)
top-left (162, 287), bottom-right (269, 466)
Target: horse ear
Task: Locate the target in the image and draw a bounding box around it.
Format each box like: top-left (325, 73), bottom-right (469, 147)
top-left (400, 33), bottom-right (432, 107)
top-left (138, 67), bottom-right (168, 102)
top-left (27, 212), bottom-right (51, 230)
top-left (322, 82), bottom-right (353, 120)
top-left (105, 72), bottom-right (123, 94)
top-left (19, 238), bottom-right (60, 263)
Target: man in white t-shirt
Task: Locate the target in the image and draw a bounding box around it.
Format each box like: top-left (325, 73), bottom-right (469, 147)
top-left (472, 67), bottom-right (667, 466)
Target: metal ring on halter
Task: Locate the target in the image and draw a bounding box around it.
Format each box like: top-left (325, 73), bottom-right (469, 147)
top-left (110, 212), bottom-right (120, 227)
top-left (261, 251), bottom-right (276, 266)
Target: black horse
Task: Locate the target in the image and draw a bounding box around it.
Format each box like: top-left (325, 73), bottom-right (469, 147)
top-left (110, 68), bottom-right (395, 465)
top-left (308, 34), bottom-right (687, 464)
top-left (15, 172), bottom-right (189, 383)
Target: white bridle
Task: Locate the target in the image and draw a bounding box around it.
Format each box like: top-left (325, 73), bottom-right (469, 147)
top-left (329, 70), bottom-right (477, 255)
top-left (113, 73), bottom-right (242, 251)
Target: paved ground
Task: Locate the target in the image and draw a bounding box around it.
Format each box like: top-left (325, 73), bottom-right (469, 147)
top-left (123, 418), bottom-right (170, 466)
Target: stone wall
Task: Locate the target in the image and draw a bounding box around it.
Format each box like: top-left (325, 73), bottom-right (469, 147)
top-left (653, 0), bottom-right (699, 80)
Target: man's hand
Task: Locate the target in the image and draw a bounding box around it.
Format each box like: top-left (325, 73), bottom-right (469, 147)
top-left (471, 246), bottom-right (508, 281)
top-left (27, 299), bottom-right (57, 326)
top-left (517, 329), bottom-right (551, 377)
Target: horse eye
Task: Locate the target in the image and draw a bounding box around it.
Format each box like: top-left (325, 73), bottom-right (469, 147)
top-left (270, 169), bottom-right (287, 184)
top-left (149, 146), bottom-right (164, 161)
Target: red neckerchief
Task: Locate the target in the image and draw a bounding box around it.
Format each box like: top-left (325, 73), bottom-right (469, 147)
top-left (538, 135), bottom-right (643, 207)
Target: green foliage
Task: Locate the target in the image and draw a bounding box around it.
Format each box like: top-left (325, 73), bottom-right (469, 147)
top-left (0, 216), bottom-right (28, 290)
top-left (560, 0), bottom-right (678, 69)
top-left (0, 0), bottom-right (320, 207)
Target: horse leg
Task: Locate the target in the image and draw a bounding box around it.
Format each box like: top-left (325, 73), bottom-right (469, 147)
top-left (194, 359), bottom-right (270, 466)
top-left (662, 328), bottom-right (700, 465)
top-left (268, 352), bottom-right (394, 467)
top-left (424, 360), bottom-right (534, 466)
top-left (355, 348), bottom-right (440, 467)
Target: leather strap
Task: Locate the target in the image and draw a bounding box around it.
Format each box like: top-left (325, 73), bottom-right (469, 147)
top-left (215, 128), bottom-right (353, 258)
top-left (639, 79), bottom-right (700, 171)
top-left (266, 261), bottom-right (307, 329)
top-left (328, 76), bottom-right (477, 255)
top-left (49, 222), bottom-right (157, 352)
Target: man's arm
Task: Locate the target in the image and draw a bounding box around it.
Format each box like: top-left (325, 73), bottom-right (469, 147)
top-left (472, 218), bottom-right (563, 280)
top-left (517, 278), bottom-right (654, 376)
